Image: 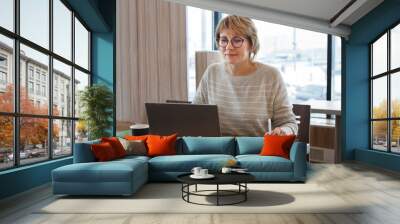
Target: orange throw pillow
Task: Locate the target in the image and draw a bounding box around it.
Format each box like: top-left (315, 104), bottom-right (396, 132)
top-left (146, 134), bottom-right (177, 157)
top-left (101, 137), bottom-right (127, 158)
top-left (91, 142), bottom-right (117, 161)
top-left (259, 134), bottom-right (296, 159)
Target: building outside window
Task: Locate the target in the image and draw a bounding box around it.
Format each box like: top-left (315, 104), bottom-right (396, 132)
top-left (371, 23), bottom-right (400, 154)
top-left (0, 0), bottom-right (91, 170)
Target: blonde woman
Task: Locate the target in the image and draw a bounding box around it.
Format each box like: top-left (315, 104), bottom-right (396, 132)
top-left (193, 15), bottom-right (298, 137)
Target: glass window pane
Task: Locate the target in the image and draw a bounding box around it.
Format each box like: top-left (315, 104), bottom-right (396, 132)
top-left (53, 0), bottom-right (72, 60)
top-left (372, 121), bottom-right (388, 151)
top-left (391, 120), bottom-right (400, 153)
top-left (0, 34), bottom-right (14, 112)
top-left (75, 120), bottom-right (88, 143)
top-left (20, 0), bottom-right (49, 49)
top-left (74, 69), bottom-right (89, 118)
top-left (186, 6), bottom-right (213, 101)
top-left (53, 119), bottom-right (72, 158)
top-left (20, 117), bottom-right (49, 165)
top-left (53, 59), bottom-right (72, 117)
top-left (0, 116), bottom-right (14, 170)
top-left (372, 34), bottom-right (387, 76)
top-left (75, 18), bottom-right (89, 70)
top-left (0, 0), bottom-right (14, 31)
top-left (253, 19), bottom-right (327, 103)
top-left (391, 24), bottom-right (400, 70)
top-left (332, 36), bottom-right (341, 101)
top-left (20, 44), bottom-right (49, 115)
top-left (391, 72), bottom-right (400, 118)
top-left (372, 77), bottom-right (387, 119)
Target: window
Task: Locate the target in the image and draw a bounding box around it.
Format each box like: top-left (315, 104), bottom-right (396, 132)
top-left (28, 81), bottom-right (34, 94)
top-left (20, 0), bottom-right (49, 49)
top-left (186, 7), bottom-right (213, 100)
top-left (0, 71), bottom-right (6, 85)
top-left (0, 34), bottom-right (13, 113)
top-left (75, 18), bottom-right (89, 70)
top-left (0, 1), bottom-right (91, 170)
top-left (53, 0), bottom-right (72, 60)
top-left (370, 23), bottom-right (400, 153)
top-left (0, 0), bottom-right (13, 32)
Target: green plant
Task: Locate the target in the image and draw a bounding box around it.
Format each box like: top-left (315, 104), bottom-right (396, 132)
top-left (79, 84), bottom-right (113, 140)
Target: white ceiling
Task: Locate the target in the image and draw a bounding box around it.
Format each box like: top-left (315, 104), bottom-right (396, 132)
top-left (165, 0), bottom-right (384, 38)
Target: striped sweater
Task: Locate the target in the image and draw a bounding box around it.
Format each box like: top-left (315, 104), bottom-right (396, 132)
top-left (193, 62), bottom-right (298, 137)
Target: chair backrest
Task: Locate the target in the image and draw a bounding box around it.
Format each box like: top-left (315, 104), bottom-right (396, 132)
top-left (292, 104), bottom-right (311, 143)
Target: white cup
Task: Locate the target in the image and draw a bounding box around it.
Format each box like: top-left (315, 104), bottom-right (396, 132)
top-left (200, 169), bottom-right (208, 176)
top-left (221, 167), bottom-right (232, 174)
top-left (191, 167), bottom-right (202, 176)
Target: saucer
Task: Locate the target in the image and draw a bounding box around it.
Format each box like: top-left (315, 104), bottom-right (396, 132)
top-left (190, 174), bottom-right (215, 179)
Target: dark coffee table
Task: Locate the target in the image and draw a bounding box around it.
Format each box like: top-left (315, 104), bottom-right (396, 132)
top-left (177, 172), bottom-right (255, 206)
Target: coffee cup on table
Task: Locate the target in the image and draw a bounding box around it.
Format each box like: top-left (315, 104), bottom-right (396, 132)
top-left (191, 167), bottom-right (202, 176)
top-left (200, 169), bottom-right (208, 176)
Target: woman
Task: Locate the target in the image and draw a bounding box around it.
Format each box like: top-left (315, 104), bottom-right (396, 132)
top-left (193, 15), bottom-right (297, 136)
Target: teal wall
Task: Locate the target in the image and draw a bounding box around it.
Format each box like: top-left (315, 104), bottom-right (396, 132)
top-left (0, 0), bottom-right (116, 200)
top-left (344, 0), bottom-right (400, 171)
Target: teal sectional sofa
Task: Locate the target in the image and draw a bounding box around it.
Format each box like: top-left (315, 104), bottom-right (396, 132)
top-left (52, 137), bottom-right (307, 196)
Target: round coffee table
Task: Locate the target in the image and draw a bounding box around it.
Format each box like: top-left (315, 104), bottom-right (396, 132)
top-left (177, 173), bottom-right (255, 206)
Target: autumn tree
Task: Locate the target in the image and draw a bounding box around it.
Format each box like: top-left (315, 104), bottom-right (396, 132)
top-left (0, 84), bottom-right (60, 152)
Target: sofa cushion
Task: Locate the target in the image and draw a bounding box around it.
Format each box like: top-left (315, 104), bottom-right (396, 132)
top-left (148, 154), bottom-right (235, 172)
top-left (235, 137), bottom-right (263, 155)
top-left (91, 142), bottom-right (118, 161)
top-left (147, 134), bottom-right (177, 157)
top-left (260, 134), bottom-right (296, 159)
top-left (181, 137), bottom-right (235, 155)
top-left (53, 158), bottom-right (147, 183)
top-left (236, 155), bottom-right (293, 172)
top-left (101, 137), bottom-right (127, 158)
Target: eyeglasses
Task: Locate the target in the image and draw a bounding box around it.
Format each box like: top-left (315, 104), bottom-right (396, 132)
top-left (217, 36), bottom-right (245, 48)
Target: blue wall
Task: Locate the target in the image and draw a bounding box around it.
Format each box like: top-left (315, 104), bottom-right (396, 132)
top-left (0, 0), bottom-right (116, 200)
top-left (344, 0), bottom-right (400, 171)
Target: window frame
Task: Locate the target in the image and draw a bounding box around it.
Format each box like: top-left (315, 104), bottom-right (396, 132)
top-left (0, 0), bottom-right (92, 171)
top-left (369, 20), bottom-right (400, 154)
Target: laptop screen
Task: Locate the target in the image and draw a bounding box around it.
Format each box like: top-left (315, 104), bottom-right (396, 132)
top-left (145, 103), bottom-right (221, 137)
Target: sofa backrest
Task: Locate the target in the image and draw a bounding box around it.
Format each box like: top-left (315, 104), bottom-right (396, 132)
top-left (235, 137), bottom-right (263, 155)
top-left (180, 137), bottom-right (235, 155)
top-left (74, 139), bottom-right (100, 163)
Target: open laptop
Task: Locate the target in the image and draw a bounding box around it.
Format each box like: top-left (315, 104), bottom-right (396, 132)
top-left (145, 103), bottom-right (221, 137)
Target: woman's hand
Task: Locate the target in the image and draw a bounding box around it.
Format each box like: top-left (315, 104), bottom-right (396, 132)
top-left (269, 127), bottom-right (289, 136)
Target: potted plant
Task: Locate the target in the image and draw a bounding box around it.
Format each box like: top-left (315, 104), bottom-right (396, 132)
top-left (79, 84), bottom-right (113, 140)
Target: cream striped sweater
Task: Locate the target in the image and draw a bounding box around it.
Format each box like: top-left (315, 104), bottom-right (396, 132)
top-left (193, 62), bottom-right (298, 137)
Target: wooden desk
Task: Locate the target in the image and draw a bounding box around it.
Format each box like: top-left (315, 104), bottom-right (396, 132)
top-left (300, 100), bottom-right (341, 163)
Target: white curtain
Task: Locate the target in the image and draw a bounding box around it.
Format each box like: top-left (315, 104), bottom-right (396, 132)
top-left (116, 0), bottom-right (187, 128)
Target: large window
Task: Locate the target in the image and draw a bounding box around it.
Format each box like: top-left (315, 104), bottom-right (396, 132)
top-left (186, 6), bottom-right (213, 100)
top-left (186, 9), bottom-right (342, 103)
top-left (371, 23), bottom-right (400, 153)
top-left (0, 0), bottom-right (91, 171)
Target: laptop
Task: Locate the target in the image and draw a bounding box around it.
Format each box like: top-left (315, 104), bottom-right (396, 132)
top-left (145, 103), bottom-right (221, 137)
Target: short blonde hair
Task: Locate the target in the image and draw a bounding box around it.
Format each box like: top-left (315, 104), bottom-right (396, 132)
top-left (215, 15), bottom-right (260, 60)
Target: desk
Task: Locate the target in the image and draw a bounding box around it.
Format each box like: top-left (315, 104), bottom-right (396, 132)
top-left (300, 100), bottom-right (341, 163)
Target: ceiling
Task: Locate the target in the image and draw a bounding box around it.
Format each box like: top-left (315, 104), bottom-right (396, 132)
top-left (165, 0), bottom-right (384, 38)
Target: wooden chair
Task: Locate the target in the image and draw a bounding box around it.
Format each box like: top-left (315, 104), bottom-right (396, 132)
top-left (293, 104), bottom-right (311, 164)
top-left (292, 104), bottom-right (311, 143)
